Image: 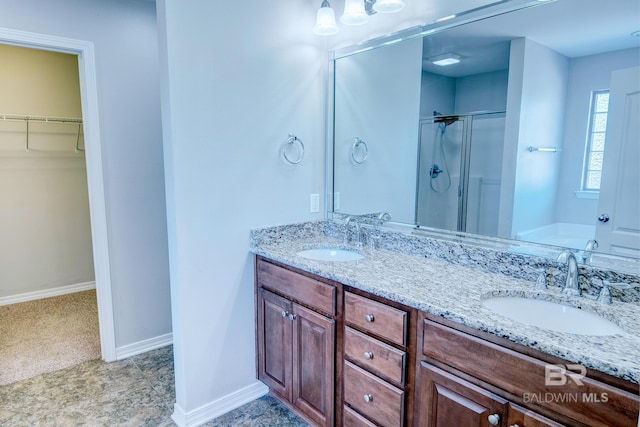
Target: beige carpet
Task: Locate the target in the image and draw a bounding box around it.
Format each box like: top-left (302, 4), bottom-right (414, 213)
top-left (0, 290), bottom-right (101, 386)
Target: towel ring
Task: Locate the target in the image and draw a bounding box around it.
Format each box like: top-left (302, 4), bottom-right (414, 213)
top-left (351, 137), bottom-right (368, 164)
top-left (282, 133), bottom-right (304, 165)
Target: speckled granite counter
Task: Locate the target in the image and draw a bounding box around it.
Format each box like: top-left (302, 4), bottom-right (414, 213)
top-left (250, 220), bottom-right (640, 385)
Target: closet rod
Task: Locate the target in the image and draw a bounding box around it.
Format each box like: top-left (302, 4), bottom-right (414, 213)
top-left (1, 114), bottom-right (82, 124)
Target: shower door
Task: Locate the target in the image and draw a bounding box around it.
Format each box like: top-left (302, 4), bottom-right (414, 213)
top-left (416, 116), bottom-right (468, 232)
top-left (415, 112), bottom-right (505, 235)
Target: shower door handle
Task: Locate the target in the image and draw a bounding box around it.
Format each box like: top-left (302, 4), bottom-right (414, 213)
top-left (598, 214), bottom-right (610, 223)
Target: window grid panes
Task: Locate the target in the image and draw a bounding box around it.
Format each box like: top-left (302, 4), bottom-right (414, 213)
top-left (582, 90), bottom-right (609, 191)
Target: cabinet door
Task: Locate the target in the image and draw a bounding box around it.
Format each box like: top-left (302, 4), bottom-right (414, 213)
top-left (292, 303), bottom-right (335, 427)
top-left (257, 289), bottom-right (292, 400)
top-left (419, 362), bottom-right (508, 427)
top-left (507, 404), bottom-right (566, 427)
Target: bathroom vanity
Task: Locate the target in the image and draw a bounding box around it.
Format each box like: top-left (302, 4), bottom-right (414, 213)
top-left (252, 221), bottom-right (640, 427)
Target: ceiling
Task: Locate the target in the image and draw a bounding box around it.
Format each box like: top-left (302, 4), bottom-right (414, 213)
top-left (421, 0), bottom-right (640, 77)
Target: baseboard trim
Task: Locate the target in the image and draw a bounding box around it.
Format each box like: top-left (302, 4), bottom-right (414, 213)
top-left (171, 381), bottom-right (269, 427)
top-left (116, 333), bottom-right (173, 360)
top-left (0, 281), bottom-right (96, 306)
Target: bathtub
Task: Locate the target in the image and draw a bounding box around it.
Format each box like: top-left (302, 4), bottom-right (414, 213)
top-left (515, 222), bottom-right (595, 249)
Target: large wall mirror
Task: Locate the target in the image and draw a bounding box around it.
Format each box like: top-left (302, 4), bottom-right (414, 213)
top-left (330, 0), bottom-right (640, 268)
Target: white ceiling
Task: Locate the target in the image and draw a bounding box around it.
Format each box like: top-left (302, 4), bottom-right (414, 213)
top-left (421, 0), bottom-right (640, 77)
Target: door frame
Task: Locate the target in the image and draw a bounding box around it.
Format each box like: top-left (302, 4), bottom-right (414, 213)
top-left (0, 27), bottom-right (116, 361)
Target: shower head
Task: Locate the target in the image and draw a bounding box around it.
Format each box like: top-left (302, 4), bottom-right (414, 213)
top-left (434, 115), bottom-right (458, 126)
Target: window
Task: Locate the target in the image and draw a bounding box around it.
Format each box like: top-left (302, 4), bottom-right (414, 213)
top-left (582, 90), bottom-right (609, 191)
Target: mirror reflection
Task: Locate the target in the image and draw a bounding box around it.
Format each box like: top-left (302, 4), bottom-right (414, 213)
top-left (332, 0), bottom-right (640, 261)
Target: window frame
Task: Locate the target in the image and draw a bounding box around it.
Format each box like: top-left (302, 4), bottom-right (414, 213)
top-left (581, 89), bottom-right (610, 192)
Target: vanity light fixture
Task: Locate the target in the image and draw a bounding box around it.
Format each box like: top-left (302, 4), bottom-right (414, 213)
top-left (313, 0), bottom-right (339, 35)
top-left (430, 53), bottom-right (461, 66)
top-left (341, 0), bottom-right (369, 25)
top-left (373, 0), bottom-right (405, 13)
top-left (314, 0), bottom-right (406, 35)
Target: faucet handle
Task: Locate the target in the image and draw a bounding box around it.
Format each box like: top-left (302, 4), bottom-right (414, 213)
top-left (597, 282), bottom-right (613, 304)
top-left (534, 268), bottom-right (547, 290)
top-left (603, 280), bottom-right (640, 290)
top-left (597, 281), bottom-right (639, 304)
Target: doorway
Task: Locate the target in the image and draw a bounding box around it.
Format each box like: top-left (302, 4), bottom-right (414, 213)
top-left (0, 28), bottom-right (116, 361)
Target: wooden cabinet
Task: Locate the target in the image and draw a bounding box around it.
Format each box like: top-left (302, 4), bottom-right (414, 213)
top-left (418, 362), bottom-right (508, 426)
top-left (255, 255), bottom-right (639, 427)
top-left (256, 258), bottom-right (336, 427)
top-left (416, 315), bottom-right (640, 427)
top-left (507, 404), bottom-right (565, 427)
top-left (342, 290), bottom-right (413, 427)
top-left (257, 289), bottom-right (292, 399)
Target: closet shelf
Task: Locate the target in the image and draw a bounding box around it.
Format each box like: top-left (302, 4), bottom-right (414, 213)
top-left (1, 113), bottom-right (82, 124)
top-left (1, 113), bottom-right (84, 153)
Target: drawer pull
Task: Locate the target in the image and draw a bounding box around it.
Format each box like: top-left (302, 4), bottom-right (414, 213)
top-left (363, 394), bottom-right (373, 403)
top-left (365, 314), bottom-right (375, 323)
top-left (488, 414), bottom-right (500, 425)
top-left (363, 351), bottom-right (374, 360)
top-left (281, 311), bottom-right (289, 317)
top-left (509, 425), bottom-right (520, 427)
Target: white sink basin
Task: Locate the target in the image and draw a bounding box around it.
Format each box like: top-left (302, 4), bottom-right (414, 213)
top-left (482, 297), bottom-right (625, 336)
top-left (296, 247), bottom-right (364, 262)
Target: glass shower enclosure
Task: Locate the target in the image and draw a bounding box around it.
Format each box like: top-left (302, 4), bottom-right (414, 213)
top-left (415, 111), bottom-right (505, 236)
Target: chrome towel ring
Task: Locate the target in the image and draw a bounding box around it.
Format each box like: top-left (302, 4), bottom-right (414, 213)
top-left (351, 137), bottom-right (368, 164)
top-left (282, 133), bottom-right (305, 165)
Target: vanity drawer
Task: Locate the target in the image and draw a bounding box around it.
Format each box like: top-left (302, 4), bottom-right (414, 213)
top-left (344, 292), bottom-right (407, 346)
top-left (422, 318), bottom-right (640, 427)
top-left (344, 361), bottom-right (405, 427)
top-left (257, 259), bottom-right (336, 315)
top-left (343, 404), bottom-right (377, 427)
top-left (344, 326), bottom-right (406, 385)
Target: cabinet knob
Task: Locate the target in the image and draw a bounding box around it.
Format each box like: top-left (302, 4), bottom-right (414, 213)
top-left (509, 424), bottom-right (520, 427)
top-left (363, 351), bottom-right (374, 360)
top-left (363, 394), bottom-right (373, 403)
top-left (488, 414), bottom-right (500, 425)
top-left (288, 313), bottom-right (296, 321)
top-left (365, 314), bottom-right (375, 323)
top-left (281, 311), bottom-right (288, 317)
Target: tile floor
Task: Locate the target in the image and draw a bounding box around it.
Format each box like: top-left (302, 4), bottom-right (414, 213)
top-left (0, 345), bottom-right (308, 426)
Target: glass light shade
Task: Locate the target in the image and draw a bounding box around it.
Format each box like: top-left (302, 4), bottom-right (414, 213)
top-left (313, 5), bottom-right (339, 35)
top-left (373, 0), bottom-right (405, 13)
top-left (341, 0), bottom-right (369, 25)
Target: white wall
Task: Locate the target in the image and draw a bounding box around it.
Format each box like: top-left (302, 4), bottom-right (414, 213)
top-left (501, 38), bottom-right (569, 238)
top-left (0, 45), bottom-right (95, 297)
top-left (555, 48), bottom-right (640, 225)
top-left (454, 70), bottom-right (508, 113)
top-left (334, 38), bottom-right (423, 224)
top-left (0, 0), bottom-right (171, 349)
top-left (420, 72), bottom-right (455, 118)
top-left (157, 0), bottom-right (327, 419)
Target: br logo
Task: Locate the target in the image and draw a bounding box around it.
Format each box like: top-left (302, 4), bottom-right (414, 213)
top-left (545, 364), bottom-right (586, 386)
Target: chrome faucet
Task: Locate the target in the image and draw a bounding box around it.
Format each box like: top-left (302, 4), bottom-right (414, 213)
top-left (557, 250), bottom-right (581, 296)
top-left (374, 212), bottom-right (392, 230)
top-left (582, 239), bottom-right (598, 264)
top-left (344, 216), bottom-right (363, 247)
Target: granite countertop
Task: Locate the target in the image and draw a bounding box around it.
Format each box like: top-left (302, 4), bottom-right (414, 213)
top-left (250, 221), bottom-right (640, 385)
